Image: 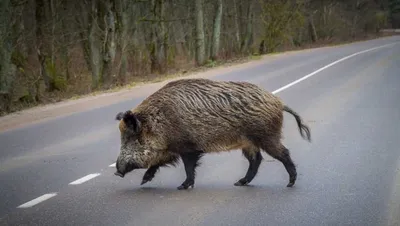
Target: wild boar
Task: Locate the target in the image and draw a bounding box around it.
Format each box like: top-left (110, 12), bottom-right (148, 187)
top-left (114, 78), bottom-right (311, 190)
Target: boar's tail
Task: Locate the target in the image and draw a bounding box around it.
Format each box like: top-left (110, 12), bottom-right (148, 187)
top-left (283, 105), bottom-right (311, 142)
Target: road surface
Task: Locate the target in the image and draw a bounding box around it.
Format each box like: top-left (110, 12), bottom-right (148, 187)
top-left (1, 36), bottom-right (400, 226)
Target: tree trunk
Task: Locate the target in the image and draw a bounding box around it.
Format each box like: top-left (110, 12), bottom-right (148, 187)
top-left (35, 0), bottom-right (53, 92)
top-left (233, 0), bottom-right (241, 51)
top-left (0, 0), bottom-right (16, 112)
top-left (158, 0), bottom-right (167, 73)
top-left (194, 0), bottom-right (206, 66)
top-left (50, 0), bottom-right (56, 66)
top-left (308, 13), bottom-right (318, 42)
top-left (259, 40), bottom-right (265, 54)
top-left (149, 0), bottom-right (160, 74)
top-left (88, 0), bottom-right (103, 89)
top-left (241, 0), bottom-right (253, 53)
top-left (60, 1), bottom-right (70, 81)
top-left (101, 0), bottom-right (116, 87)
top-left (115, 0), bottom-right (129, 84)
top-left (210, 0), bottom-right (223, 61)
top-left (148, 0), bottom-right (168, 74)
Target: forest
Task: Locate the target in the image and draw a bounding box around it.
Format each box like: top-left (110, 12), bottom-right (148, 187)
top-left (1, 0), bottom-right (399, 115)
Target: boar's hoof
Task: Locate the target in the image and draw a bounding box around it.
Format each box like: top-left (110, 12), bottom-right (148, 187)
top-left (234, 179), bottom-right (249, 186)
top-left (286, 181), bottom-right (295, 187)
top-left (140, 178), bottom-right (151, 185)
top-left (114, 172), bottom-right (124, 178)
top-left (286, 177), bottom-right (296, 187)
top-left (141, 173), bottom-right (155, 185)
top-left (177, 183), bottom-right (194, 190)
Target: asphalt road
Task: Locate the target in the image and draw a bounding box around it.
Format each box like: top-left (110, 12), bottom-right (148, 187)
top-left (1, 36), bottom-right (400, 226)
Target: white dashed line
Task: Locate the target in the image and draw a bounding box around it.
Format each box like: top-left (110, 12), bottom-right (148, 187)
top-left (69, 173), bottom-right (101, 185)
top-left (17, 193), bottom-right (58, 208)
top-left (109, 163), bottom-right (116, 167)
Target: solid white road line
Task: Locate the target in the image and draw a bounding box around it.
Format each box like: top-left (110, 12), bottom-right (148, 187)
top-left (17, 193), bottom-right (58, 208)
top-left (109, 163), bottom-right (116, 167)
top-left (271, 42), bottom-right (398, 94)
top-left (69, 173), bottom-right (101, 185)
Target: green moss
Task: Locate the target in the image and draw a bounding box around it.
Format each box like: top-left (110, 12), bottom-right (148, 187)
top-left (45, 59), bottom-right (67, 91)
top-left (11, 51), bottom-right (26, 68)
top-left (205, 59), bottom-right (217, 68)
top-left (249, 54), bottom-right (262, 60)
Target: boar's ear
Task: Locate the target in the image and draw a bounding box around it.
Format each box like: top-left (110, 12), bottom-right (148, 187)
top-left (123, 110), bottom-right (141, 133)
top-left (115, 112), bottom-right (125, 121)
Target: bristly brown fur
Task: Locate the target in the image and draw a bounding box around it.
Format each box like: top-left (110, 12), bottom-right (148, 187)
top-left (115, 78), bottom-right (311, 189)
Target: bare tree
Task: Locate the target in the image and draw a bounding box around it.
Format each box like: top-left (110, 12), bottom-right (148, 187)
top-left (210, 0), bottom-right (223, 60)
top-left (241, 0), bottom-right (254, 53)
top-left (232, 0), bottom-right (241, 51)
top-left (194, 0), bottom-right (206, 66)
top-left (114, 0), bottom-right (130, 84)
top-left (101, 0), bottom-right (117, 87)
top-left (35, 0), bottom-right (53, 91)
top-left (0, 0), bottom-right (17, 111)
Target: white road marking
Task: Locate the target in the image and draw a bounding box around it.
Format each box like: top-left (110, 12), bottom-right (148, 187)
top-left (109, 163), bottom-right (116, 167)
top-left (17, 193), bottom-right (58, 208)
top-left (271, 42), bottom-right (398, 94)
top-left (69, 173), bottom-right (101, 185)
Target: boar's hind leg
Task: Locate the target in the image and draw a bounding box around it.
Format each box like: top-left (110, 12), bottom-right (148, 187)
top-left (177, 152), bottom-right (204, 190)
top-left (234, 148), bottom-right (263, 186)
top-left (261, 139), bottom-right (297, 187)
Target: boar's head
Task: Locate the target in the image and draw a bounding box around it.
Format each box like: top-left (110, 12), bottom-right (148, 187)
top-left (114, 110), bottom-right (149, 178)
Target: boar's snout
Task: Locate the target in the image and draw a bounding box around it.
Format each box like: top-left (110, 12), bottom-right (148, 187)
top-left (114, 154), bottom-right (140, 178)
top-left (114, 171), bottom-right (124, 178)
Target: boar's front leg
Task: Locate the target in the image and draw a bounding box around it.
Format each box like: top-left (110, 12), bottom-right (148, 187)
top-left (177, 151), bottom-right (204, 190)
top-left (141, 165), bottom-right (160, 185)
top-left (141, 154), bottom-right (181, 185)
